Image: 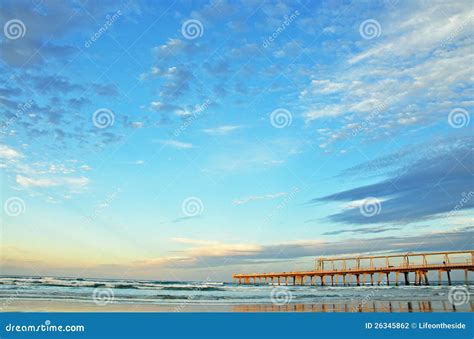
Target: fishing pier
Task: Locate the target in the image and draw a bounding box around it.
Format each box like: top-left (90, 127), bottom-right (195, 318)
top-left (232, 250), bottom-right (474, 286)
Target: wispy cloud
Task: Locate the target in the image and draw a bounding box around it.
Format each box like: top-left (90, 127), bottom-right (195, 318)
top-left (323, 226), bottom-right (403, 235)
top-left (202, 125), bottom-right (243, 136)
top-left (299, 1), bottom-right (474, 149)
top-left (160, 140), bottom-right (194, 149)
top-left (233, 192), bottom-right (289, 205)
top-left (0, 144), bottom-right (23, 159)
top-left (16, 174), bottom-right (89, 188)
top-left (313, 136), bottom-right (474, 225)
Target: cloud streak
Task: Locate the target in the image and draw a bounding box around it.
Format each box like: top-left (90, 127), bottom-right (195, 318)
top-left (233, 192), bottom-right (289, 205)
top-left (313, 136), bottom-right (474, 225)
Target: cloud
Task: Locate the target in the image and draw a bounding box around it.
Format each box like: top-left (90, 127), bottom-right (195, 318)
top-left (90, 83), bottom-right (119, 97)
top-left (158, 215), bottom-right (202, 225)
top-left (159, 66), bottom-right (194, 99)
top-left (349, 4), bottom-right (474, 64)
top-left (299, 1), bottom-right (474, 148)
top-left (144, 64), bottom-right (196, 100)
top-left (191, 0), bottom-right (236, 23)
top-left (128, 226), bottom-right (474, 269)
top-left (30, 75), bottom-right (84, 94)
top-left (202, 125), bottom-right (243, 136)
top-left (160, 140), bottom-right (193, 149)
top-left (0, 1), bottom-right (125, 68)
top-left (0, 144), bottom-right (23, 159)
top-left (150, 101), bottom-right (182, 112)
top-left (0, 86), bottom-right (22, 96)
top-left (16, 174), bottom-right (89, 188)
top-left (313, 136), bottom-right (474, 225)
top-left (233, 192), bottom-right (289, 205)
top-left (68, 97), bottom-right (91, 110)
top-left (153, 39), bottom-right (202, 60)
top-left (323, 226), bottom-right (403, 235)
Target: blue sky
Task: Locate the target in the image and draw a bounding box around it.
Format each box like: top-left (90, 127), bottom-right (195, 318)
top-left (0, 0), bottom-right (473, 281)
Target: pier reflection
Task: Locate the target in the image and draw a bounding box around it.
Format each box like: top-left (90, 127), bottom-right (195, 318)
top-left (232, 300), bottom-right (474, 312)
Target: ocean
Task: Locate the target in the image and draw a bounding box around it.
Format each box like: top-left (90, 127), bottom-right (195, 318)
top-left (0, 276), bottom-right (472, 312)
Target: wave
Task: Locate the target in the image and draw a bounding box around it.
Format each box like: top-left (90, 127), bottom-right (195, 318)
top-left (0, 277), bottom-right (227, 292)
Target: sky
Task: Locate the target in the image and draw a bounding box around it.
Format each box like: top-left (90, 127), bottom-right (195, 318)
top-left (0, 0), bottom-right (473, 281)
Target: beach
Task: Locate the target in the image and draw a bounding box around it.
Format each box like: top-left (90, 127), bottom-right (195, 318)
top-left (2, 299), bottom-right (472, 312)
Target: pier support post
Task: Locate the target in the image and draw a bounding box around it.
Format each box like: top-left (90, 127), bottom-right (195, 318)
top-left (356, 274), bottom-right (360, 286)
top-left (465, 270), bottom-right (469, 285)
top-left (331, 275), bottom-right (334, 286)
top-left (370, 274), bottom-right (374, 286)
top-left (404, 272), bottom-right (409, 286)
top-left (386, 273), bottom-right (390, 286)
top-left (395, 272), bottom-right (399, 286)
top-left (423, 272), bottom-right (429, 286)
top-left (285, 277), bottom-right (288, 286)
top-left (321, 276), bottom-right (325, 286)
top-left (446, 270), bottom-right (452, 286)
top-left (438, 271), bottom-right (442, 286)
top-left (343, 275), bottom-right (347, 286)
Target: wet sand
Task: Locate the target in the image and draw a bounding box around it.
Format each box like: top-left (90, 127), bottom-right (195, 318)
top-left (2, 299), bottom-right (472, 312)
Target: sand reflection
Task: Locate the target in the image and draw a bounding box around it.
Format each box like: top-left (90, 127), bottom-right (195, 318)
top-left (232, 300), bottom-right (474, 312)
